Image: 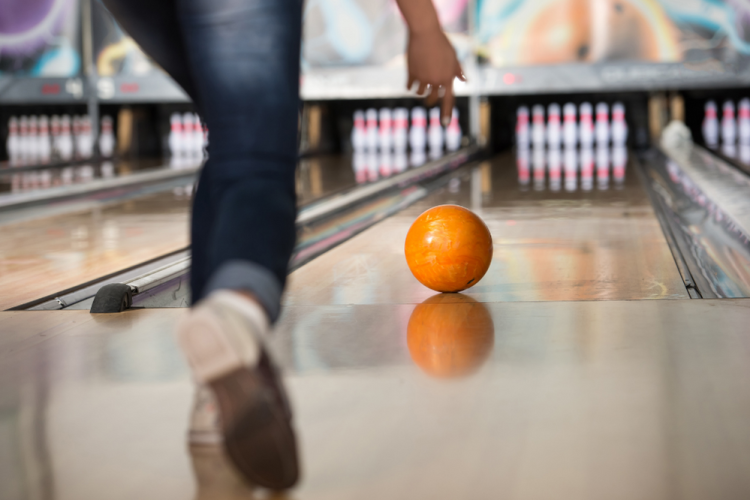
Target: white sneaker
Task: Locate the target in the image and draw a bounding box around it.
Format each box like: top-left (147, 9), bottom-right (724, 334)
top-left (188, 385), bottom-right (222, 446)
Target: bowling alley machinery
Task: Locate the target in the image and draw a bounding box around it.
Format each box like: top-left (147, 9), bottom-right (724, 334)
top-left (3, 0), bottom-right (750, 498)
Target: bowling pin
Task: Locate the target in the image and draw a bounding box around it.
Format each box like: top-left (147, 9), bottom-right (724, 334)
top-left (546, 103), bottom-right (562, 148)
top-left (365, 108), bottom-right (379, 152)
top-left (392, 108), bottom-right (409, 152)
top-left (38, 116), bottom-right (51, 164)
top-left (595, 102), bottom-right (610, 147)
top-left (378, 108), bottom-right (393, 152)
top-left (613, 145), bottom-right (627, 186)
top-left (516, 106), bottom-right (530, 148)
top-left (721, 143), bottom-right (737, 159)
top-left (738, 98), bottom-right (750, 145)
top-left (547, 147), bottom-right (561, 191)
top-left (531, 105), bottom-right (545, 148)
top-left (410, 107), bottom-right (427, 154)
top-left (6, 117), bottom-right (19, 162)
top-left (445, 108), bottom-right (461, 152)
top-left (579, 102), bottom-right (594, 148)
top-left (28, 116), bottom-right (39, 163)
top-left (580, 146), bottom-right (594, 191)
top-left (702, 100), bottom-right (719, 148)
top-left (72, 116), bottom-right (82, 159)
top-left (50, 116), bottom-right (61, 161)
top-left (169, 113), bottom-right (183, 157)
top-left (516, 146), bottom-right (530, 187)
top-left (182, 113), bottom-right (196, 157)
top-left (192, 114), bottom-right (204, 156)
top-left (721, 100), bottom-right (736, 146)
top-left (611, 102), bottom-right (628, 146)
top-left (351, 110), bottom-right (367, 152)
top-left (99, 116), bottom-right (115, 158)
top-left (564, 146), bottom-right (577, 192)
top-left (562, 103), bottom-right (577, 148)
top-left (79, 115), bottom-right (94, 159)
top-left (428, 107), bottom-right (444, 159)
top-left (19, 116), bottom-right (30, 162)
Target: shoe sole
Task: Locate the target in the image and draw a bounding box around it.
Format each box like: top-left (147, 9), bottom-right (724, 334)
top-left (177, 307), bottom-right (299, 489)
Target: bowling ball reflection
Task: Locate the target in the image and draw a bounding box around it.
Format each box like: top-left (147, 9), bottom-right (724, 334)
top-left (407, 294), bottom-right (494, 378)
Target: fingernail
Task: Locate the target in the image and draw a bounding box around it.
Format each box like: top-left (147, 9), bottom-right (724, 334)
top-left (442, 117), bottom-right (450, 127)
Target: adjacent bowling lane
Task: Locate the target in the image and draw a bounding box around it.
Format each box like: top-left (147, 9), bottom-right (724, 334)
top-left (285, 151), bottom-right (689, 306)
top-left (3, 298), bottom-right (750, 499)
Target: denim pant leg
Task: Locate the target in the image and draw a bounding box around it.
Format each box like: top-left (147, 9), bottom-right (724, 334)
top-left (178, 0), bottom-right (302, 322)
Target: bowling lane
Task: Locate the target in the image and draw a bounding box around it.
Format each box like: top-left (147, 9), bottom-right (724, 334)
top-left (0, 155), bottom-right (359, 310)
top-left (285, 150), bottom-right (689, 306)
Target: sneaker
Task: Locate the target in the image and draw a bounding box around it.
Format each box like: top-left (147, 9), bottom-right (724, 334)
top-left (176, 290), bottom-right (299, 489)
top-left (188, 385), bottom-right (222, 446)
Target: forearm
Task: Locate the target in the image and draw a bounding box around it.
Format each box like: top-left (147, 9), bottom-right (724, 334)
top-left (395, 0), bottom-right (441, 35)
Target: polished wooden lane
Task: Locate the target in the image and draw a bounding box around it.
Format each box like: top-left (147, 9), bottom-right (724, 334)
top-left (2, 299), bottom-right (750, 499)
top-left (0, 155), bottom-right (360, 311)
top-left (286, 152), bottom-right (689, 305)
top-left (0, 189), bottom-right (193, 310)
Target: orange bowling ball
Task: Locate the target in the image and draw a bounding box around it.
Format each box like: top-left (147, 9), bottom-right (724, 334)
top-left (404, 205), bottom-right (493, 292)
top-left (407, 294), bottom-right (494, 378)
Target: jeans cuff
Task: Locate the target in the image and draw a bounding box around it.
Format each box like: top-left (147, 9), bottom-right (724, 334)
top-left (203, 260), bottom-right (283, 323)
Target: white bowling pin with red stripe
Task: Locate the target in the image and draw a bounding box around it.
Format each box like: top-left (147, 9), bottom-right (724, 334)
top-left (516, 106), bottom-right (530, 147)
top-left (6, 117), bottom-right (19, 161)
top-left (562, 103), bottom-right (577, 148)
top-left (445, 108), bottom-right (461, 151)
top-left (702, 100), bottom-right (719, 148)
top-left (378, 108), bottom-right (393, 152)
top-left (546, 103), bottom-right (561, 149)
top-left (579, 103), bottom-right (594, 148)
top-left (351, 110), bottom-right (366, 152)
top-left (738, 98), bottom-right (750, 145)
top-left (611, 102), bottom-right (627, 146)
top-left (428, 107), bottom-right (444, 159)
top-left (410, 107), bottom-right (427, 153)
top-left (531, 105), bottom-right (545, 148)
top-left (365, 108), bottom-right (379, 152)
top-left (721, 100), bottom-right (736, 146)
top-left (392, 108), bottom-right (409, 152)
top-left (595, 102), bottom-right (610, 147)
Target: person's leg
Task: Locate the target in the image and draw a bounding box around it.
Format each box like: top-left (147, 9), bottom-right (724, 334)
top-left (177, 0), bottom-right (301, 320)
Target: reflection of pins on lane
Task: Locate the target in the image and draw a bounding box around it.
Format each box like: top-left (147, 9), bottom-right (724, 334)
top-left (562, 103), bottom-right (577, 148)
top-left (580, 146), bottom-right (594, 191)
top-left (532, 146), bottom-right (545, 190)
top-left (546, 103), bottom-right (561, 148)
top-left (740, 143), bottom-right (750, 165)
top-left (739, 98), bottom-right (750, 145)
top-left (516, 106), bottom-right (530, 147)
top-left (351, 110), bottom-right (366, 152)
top-left (579, 102), bottom-right (594, 148)
top-left (428, 107), bottom-right (444, 159)
top-left (352, 152), bottom-right (367, 184)
top-left (516, 147), bottom-right (530, 187)
top-left (596, 146), bottom-right (610, 189)
top-left (611, 102), bottom-right (628, 145)
top-left (531, 105), bottom-right (545, 147)
top-left (721, 143), bottom-right (737, 159)
top-left (411, 149), bottom-right (426, 168)
top-left (365, 108), bottom-right (379, 152)
top-left (547, 147), bottom-right (561, 191)
top-left (702, 100), bottom-right (719, 148)
top-left (595, 102), bottom-right (610, 147)
top-left (721, 100), bottom-right (736, 146)
top-left (379, 150), bottom-right (393, 177)
top-left (392, 108), bottom-right (409, 152)
top-left (366, 151), bottom-right (379, 182)
top-left (612, 145), bottom-right (627, 186)
top-left (564, 147), bottom-right (577, 192)
top-left (378, 108), bottom-right (392, 152)
top-left (394, 150), bottom-right (408, 173)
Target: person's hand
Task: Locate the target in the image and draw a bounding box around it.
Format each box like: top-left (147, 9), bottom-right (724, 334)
top-left (406, 29), bottom-right (466, 126)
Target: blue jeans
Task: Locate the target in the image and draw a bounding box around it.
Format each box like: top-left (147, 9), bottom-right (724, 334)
top-left (102, 0), bottom-right (302, 322)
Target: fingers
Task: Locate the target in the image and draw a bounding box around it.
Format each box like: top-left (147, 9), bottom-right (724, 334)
top-left (456, 62), bottom-right (467, 82)
top-left (441, 81), bottom-right (454, 126)
top-left (407, 74), bottom-right (415, 91)
top-left (425, 85), bottom-right (440, 107)
top-left (416, 81), bottom-right (429, 96)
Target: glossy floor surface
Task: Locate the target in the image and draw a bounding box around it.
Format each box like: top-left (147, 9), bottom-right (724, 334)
top-left (286, 152), bottom-right (688, 306)
top-left (2, 298), bottom-right (750, 500)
